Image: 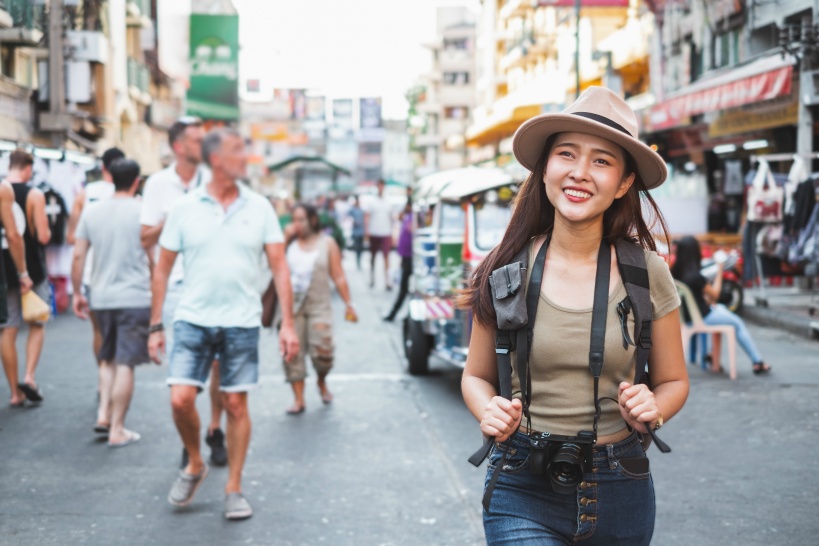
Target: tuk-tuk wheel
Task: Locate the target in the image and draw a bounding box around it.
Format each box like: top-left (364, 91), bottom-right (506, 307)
top-left (404, 316), bottom-right (430, 376)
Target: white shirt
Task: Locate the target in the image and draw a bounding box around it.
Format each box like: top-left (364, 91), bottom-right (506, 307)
top-left (140, 162), bottom-right (211, 284)
top-left (286, 242), bottom-right (319, 294)
top-left (367, 195), bottom-right (393, 237)
top-left (158, 183), bottom-right (284, 328)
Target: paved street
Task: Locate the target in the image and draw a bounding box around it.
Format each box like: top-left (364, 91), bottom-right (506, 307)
top-left (1, 255), bottom-right (818, 546)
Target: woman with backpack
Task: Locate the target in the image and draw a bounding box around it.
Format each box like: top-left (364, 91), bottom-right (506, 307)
top-left (460, 87), bottom-right (689, 545)
top-left (671, 236), bottom-right (771, 375)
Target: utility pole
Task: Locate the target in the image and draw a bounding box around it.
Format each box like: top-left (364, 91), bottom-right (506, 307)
top-left (39, 0), bottom-right (70, 148)
top-left (575, 0), bottom-right (581, 98)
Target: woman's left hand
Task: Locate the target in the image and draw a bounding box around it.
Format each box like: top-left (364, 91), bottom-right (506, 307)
top-left (617, 382), bottom-right (661, 434)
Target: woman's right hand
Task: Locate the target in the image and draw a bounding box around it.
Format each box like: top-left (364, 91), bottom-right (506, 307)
top-left (480, 396), bottom-right (523, 443)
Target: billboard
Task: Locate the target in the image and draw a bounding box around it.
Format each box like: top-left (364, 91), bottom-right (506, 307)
top-left (187, 14), bottom-right (239, 121)
top-left (333, 99), bottom-right (354, 129)
top-left (359, 97), bottom-right (383, 129)
top-left (306, 96), bottom-right (326, 121)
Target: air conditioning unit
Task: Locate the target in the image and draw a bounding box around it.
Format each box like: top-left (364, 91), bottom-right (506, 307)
top-left (66, 31), bottom-right (108, 64)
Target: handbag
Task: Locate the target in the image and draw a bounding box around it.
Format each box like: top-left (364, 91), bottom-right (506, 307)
top-left (746, 158), bottom-right (783, 223)
top-left (21, 290), bottom-right (51, 323)
top-left (261, 279), bottom-right (278, 328)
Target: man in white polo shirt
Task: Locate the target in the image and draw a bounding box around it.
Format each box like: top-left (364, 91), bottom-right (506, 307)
top-left (140, 117), bottom-right (229, 469)
top-left (148, 128), bottom-right (299, 521)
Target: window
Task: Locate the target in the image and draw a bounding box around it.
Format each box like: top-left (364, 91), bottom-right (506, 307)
top-left (445, 107), bottom-right (468, 119)
top-left (443, 72), bottom-right (470, 85)
top-left (444, 38), bottom-right (469, 51)
top-left (714, 29), bottom-right (740, 69)
top-left (474, 202), bottom-right (512, 250)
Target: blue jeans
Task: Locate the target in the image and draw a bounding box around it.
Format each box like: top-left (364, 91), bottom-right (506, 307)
top-left (483, 432), bottom-right (655, 545)
top-left (703, 303), bottom-right (763, 364)
top-left (167, 321), bottom-right (259, 392)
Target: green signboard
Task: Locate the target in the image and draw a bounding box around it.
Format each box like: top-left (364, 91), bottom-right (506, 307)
top-left (187, 14), bottom-right (239, 121)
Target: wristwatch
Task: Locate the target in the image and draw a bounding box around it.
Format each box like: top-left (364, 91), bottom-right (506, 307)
top-left (148, 323), bottom-right (164, 334)
top-left (18, 271), bottom-right (29, 279)
top-left (653, 415), bottom-right (664, 431)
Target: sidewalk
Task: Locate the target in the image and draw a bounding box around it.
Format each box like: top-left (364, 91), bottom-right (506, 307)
top-left (741, 286), bottom-right (819, 340)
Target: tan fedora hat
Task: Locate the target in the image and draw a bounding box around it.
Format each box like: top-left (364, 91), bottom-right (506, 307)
top-left (512, 86), bottom-right (667, 190)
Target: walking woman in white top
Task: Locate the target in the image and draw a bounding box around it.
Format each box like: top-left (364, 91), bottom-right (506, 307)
top-left (283, 203), bottom-right (357, 414)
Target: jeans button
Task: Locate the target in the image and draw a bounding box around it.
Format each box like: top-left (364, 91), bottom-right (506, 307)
top-left (579, 481), bottom-right (588, 490)
top-left (580, 514), bottom-right (588, 523)
top-left (580, 498), bottom-right (589, 506)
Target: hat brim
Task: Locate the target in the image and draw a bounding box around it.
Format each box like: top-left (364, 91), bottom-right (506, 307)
top-left (512, 114), bottom-right (667, 190)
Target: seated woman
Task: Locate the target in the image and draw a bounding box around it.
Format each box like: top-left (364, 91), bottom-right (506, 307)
top-left (671, 236), bottom-right (771, 375)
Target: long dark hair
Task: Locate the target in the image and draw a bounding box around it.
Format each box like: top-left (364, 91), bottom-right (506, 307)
top-left (670, 236), bottom-right (702, 282)
top-left (459, 133), bottom-right (670, 326)
top-left (292, 202), bottom-right (322, 236)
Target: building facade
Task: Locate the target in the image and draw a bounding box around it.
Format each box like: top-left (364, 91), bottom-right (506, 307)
top-left (410, 6), bottom-right (477, 178)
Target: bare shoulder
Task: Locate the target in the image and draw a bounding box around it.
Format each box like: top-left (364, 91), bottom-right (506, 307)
top-left (28, 187), bottom-right (45, 203)
top-left (0, 180), bottom-right (11, 198)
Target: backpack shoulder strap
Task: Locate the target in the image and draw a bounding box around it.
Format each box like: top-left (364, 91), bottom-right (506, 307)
top-left (615, 239), bottom-right (672, 454)
top-left (614, 239), bottom-right (652, 384)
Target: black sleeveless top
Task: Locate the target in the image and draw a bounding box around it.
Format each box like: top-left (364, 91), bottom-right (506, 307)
top-left (3, 183), bottom-right (47, 288)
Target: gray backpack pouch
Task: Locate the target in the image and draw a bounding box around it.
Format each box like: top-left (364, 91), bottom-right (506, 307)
top-left (489, 261), bottom-right (527, 330)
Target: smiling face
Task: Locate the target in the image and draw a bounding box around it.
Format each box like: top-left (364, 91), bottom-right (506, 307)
top-left (542, 131), bottom-right (635, 227)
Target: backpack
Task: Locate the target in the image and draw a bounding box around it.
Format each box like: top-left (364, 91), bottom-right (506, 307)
top-left (37, 182), bottom-right (69, 246)
top-left (469, 237), bottom-right (671, 512)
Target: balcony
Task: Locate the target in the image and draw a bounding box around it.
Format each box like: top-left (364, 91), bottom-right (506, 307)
top-left (0, 0), bottom-right (44, 45)
top-left (126, 0), bottom-right (152, 27)
top-left (127, 57), bottom-right (151, 102)
top-left (440, 85), bottom-right (475, 106)
top-left (414, 132), bottom-right (441, 147)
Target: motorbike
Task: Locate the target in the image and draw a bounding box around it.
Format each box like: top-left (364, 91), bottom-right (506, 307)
top-left (701, 249), bottom-right (744, 314)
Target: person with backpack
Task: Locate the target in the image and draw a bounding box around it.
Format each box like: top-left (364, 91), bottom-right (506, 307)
top-left (459, 87), bottom-right (689, 545)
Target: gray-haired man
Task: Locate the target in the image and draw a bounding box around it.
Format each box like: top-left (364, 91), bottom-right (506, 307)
top-left (148, 128), bottom-right (299, 520)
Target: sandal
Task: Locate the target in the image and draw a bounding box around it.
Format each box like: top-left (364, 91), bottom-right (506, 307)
top-left (94, 422), bottom-right (110, 434)
top-left (286, 405), bottom-right (305, 415)
top-left (753, 362), bottom-right (772, 375)
top-left (18, 382), bottom-right (43, 402)
top-left (708, 365), bottom-right (724, 375)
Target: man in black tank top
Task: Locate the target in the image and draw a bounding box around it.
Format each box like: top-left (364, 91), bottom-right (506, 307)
top-left (0, 149), bottom-right (52, 405)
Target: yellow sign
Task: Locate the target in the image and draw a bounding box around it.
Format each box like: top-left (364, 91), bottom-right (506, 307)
top-left (708, 97), bottom-right (798, 138)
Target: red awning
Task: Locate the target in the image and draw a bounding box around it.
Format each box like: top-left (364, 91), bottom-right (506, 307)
top-left (649, 54), bottom-right (796, 132)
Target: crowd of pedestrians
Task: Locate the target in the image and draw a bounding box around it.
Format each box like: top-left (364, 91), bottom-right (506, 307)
top-left (0, 119), bottom-right (410, 522)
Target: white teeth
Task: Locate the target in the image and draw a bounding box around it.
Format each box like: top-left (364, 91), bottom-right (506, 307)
top-left (564, 189), bottom-right (592, 199)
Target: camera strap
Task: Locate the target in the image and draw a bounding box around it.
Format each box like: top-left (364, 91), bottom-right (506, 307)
top-left (590, 241), bottom-right (612, 443)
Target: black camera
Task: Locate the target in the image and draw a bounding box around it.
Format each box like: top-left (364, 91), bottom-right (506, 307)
top-left (529, 431), bottom-right (595, 494)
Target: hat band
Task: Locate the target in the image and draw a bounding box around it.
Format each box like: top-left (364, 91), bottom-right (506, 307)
top-left (572, 112), bottom-right (632, 137)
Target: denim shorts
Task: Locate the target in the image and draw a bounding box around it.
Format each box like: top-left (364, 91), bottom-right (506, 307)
top-left (483, 431), bottom-right (655, 545)
top-left (167, 321), bottom-right (259, 392)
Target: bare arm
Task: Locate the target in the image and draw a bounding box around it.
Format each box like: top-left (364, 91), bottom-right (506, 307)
top-left (65, 188), bottom-right (85, 245)
top-left (703, 264), bottom-right (724, 303)
top-left (71, 238), bottom-right (90, 319)
top-left (265, 242), bottom-right (299, 362)
top-left (0, 183), bottom-right (26, 275)
top-left (618, 309), bottom-right (689, 433)
top-left (327, 238), bottom-right (353, 306)
top-left (147, 247), bottom-right (177, 364)
top-left (141, 222), bottom-right (164, 250)
top-left (462, 318), bottom-right (523, 443)
top-left (28, 189), bottom-right (51, 245)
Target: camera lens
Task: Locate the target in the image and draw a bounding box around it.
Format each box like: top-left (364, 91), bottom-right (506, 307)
top-left (548, 443), bottom-right (585, 495)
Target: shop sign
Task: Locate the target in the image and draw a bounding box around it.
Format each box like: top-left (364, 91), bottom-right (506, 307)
top-left (651, 65), bottom-right (793, 131)
top-left (187, 14), bottom-right (239, 121)
top-left (708, 95), bottom-right (798, 138)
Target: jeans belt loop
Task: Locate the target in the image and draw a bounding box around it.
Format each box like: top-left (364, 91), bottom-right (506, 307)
top-left (607, 443), bottom-right (616, 469)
